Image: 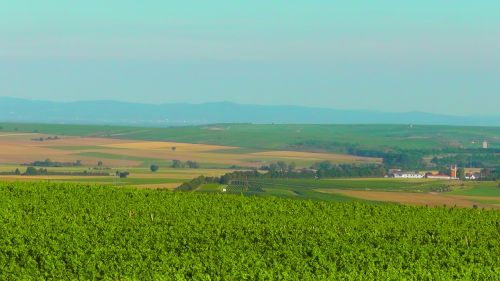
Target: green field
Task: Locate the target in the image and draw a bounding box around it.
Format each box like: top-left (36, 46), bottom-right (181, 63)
top-left (189, 178), bottom-right (500, 208)
top-left (451, 182), bottom-right (500, 197)
top-left (214, 178), bottom-right (448, 200)
top-left (2, 123), bottom-right (498, 151)
top-left (251, 178), bottom-right (448, 192)
top-left (1, 181), bottom-right (499, 279)
top-left (197, 183), bottom-right (225, 192)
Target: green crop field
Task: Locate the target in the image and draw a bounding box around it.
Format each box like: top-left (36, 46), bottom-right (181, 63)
top-left (215, 178), bottom-right (447, 200)
top-left (193, 178), bottom-right (500, 208)
top-left (0, 181), bottom-right (499, 279)
top-left (250, 178), bottom-right (448, 192)
top-left (451, 182), bottom-right (500, 197)
top-left (197, 183), bottom-right (224, 192)
top-left (2, 122), bottom-right (498, 151)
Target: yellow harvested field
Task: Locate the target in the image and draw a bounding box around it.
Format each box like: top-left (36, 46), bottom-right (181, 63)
top-left (0, 144), bottom-right (140, 167)
top-left (318, 189), bottom-right (500, 209)
top-left (250, 151), bottom-right (380, 163)
top-left (103, 141), bottom-right (232, 151)
top-left (133, 183), bottom-right (181, 189)
top-left (36, 137), bottom-right (133, 146)
top-left (0, 133), bottom-right (39, 138)
top-left (0, 175), bottom-right (111, 180)
top-left (0, 135), bottom-right (140, 166)
top-left (127, 169), bottom-right (230, 179)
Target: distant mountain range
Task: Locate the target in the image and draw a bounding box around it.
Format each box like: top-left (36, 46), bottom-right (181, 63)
top-left (1, 97), bottom-right (499, 126)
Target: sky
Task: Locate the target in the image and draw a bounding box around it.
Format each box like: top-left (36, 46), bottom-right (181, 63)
top-left (1, 1), bottom-right (499, 115)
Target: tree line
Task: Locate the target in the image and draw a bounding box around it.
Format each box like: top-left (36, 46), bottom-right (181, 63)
top-left (23, 159), bottom-right (83, 168)
top-left (176, 161), bottom-right (386, 191)
top-left (0, 167), bottom-right (109, 176)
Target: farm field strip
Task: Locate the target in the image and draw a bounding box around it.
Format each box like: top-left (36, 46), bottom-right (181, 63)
top-left (101, 141), bottom-right (232, 151)
top-left (211, 178), bottom-right (500, 207)
top-left (248, 178), bottom-right (448, 192)
top-left (450, 184), bottom-right (500, 197)
top-left (318, 189), bottom-right (500, 209)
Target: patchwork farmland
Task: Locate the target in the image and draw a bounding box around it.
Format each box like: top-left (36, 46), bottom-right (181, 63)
top-left (0, 124), bottom-right (498, 208)
top-left (0, 132), bottom-right (379, 168)
top-left (0, 131), bottom-right (380, 189)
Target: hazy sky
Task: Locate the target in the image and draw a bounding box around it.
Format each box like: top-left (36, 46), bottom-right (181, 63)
top-left (1, 1), bottom-right (499, 115)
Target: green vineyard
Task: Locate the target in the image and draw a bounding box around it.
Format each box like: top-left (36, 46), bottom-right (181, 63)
top-left (0, 181), bottom-right (499, 280)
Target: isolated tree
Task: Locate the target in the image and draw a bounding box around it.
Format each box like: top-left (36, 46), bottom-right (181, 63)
top-left (219, 174), bottom-right (230, 184)
top-left (116, 171), bottom-right (130, 178)
top-left (171, 147), bottom-right (177, 152)
top-left (150, 164), bottom-right (159, 172)
top-left (457, 168), bottom-right (465, 179)
top-left (268, 163), bottom-right (278, 174)
top-left (25, 167), bottom-right (38, 176)
top-left (171, 160), bottom-right (183, 168)
top-left (97, 161), bottom-right (103, 167)
top-left (14, 168), bottom-right (21, 175)
top-left (186, 161), bottom-right (199, 169)
top-left (277, 161), bottom-right (288, 174)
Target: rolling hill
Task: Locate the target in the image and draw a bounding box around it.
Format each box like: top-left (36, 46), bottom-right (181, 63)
top-left (1, 97), bottom-right (499, 126)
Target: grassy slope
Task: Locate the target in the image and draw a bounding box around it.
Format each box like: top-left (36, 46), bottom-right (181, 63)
top-left (2, 123), bottom-right (499, 151)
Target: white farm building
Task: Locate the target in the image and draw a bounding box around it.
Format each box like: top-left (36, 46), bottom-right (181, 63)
top-left (391, 172), bottom-right (425, 179)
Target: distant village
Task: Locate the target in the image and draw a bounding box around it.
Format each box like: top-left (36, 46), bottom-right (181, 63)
top-left (388, 165), bottom-right (480, 180)
top-left (387, 139), bottom-right (492, 181)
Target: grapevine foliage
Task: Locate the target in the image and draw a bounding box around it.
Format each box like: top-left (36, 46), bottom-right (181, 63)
top-left (0, 182), bottom-right (499, 280)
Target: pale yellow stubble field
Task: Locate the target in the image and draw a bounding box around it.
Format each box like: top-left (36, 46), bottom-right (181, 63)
top-left (0, 133), bottom-right (381, 169)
